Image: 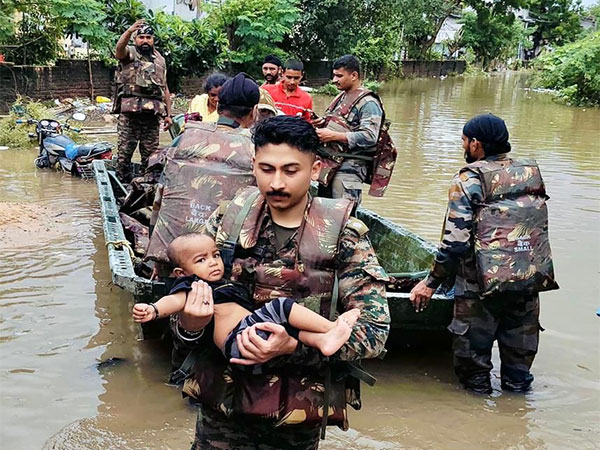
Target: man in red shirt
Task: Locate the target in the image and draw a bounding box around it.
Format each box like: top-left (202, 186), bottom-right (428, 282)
top-left (263, 59), bottom-right (313, 121)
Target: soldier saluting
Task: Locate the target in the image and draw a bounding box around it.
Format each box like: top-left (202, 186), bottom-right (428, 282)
top-left (411, 114), bottom-right (558, 394)
top-left (113, 20), bottom-right (172, 182)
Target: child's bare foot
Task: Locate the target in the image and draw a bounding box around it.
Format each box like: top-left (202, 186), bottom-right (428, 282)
top-left (338, 308), bottom-right (360, 327)
top-left (319, 316), bottom-right (356, 356)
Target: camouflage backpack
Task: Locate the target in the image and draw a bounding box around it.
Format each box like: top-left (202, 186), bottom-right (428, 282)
top-left (145, 122), bottom-right (255, 263)
top-left (468, 158), bottom-right (559, 296)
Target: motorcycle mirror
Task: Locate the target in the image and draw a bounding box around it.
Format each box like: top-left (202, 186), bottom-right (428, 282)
top-left (72, 112), bottom-right (86, 122)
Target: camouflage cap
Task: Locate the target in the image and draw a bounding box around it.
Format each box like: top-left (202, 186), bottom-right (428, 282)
top-left (135, 25), bottom-right (155, 37)
top-left (257, 88), bottom-right (279, 115)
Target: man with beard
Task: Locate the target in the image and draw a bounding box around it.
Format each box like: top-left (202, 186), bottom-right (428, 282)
top-left (113, 20), bottom-right (172, 182)
top-left (410, 114), bottom-right (558, 395)
top-left (172, 116), bottom-right (390, 449)
top-left (261, 54), bottom-right (282, 86)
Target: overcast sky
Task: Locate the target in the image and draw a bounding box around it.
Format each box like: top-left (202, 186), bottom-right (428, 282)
top-left (581, 0), bottom-right (597, 7)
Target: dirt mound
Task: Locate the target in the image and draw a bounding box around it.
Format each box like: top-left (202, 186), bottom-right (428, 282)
top-left (0, 202), bottom-right (69, 248)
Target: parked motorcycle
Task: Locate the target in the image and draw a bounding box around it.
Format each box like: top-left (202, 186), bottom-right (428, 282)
top-left (17, 113), bottom-right (113, 178)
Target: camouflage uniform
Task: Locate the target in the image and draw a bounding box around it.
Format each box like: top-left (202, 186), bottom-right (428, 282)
top-left (195, 405), bottom-right (321, 450)
top-left (318, 91), bottom-right (383, 206)
top-left (425, 154), bottom-right (543, 393)
top-left (145, 117), bottom-right (255, 264)
top-left (176, 190), bottom-right (390, 449)
top-left (117, 113), bottom-right (160, 182)
top-left (114, 46), bottom-right (167, 182)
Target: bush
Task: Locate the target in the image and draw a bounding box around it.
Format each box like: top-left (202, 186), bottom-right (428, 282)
top-left (534, 32), bottom-right (600, 106)
top-left (364, 79), bottom-right (383, 93)
top-left (0, 97), bottom-right (86, 148)
top-left (313, 82), bottom-right (339, 96)
top-left (0, 97), bottom-right (53, 148)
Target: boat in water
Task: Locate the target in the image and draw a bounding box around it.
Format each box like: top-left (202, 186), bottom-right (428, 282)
top-left (93, 159), bottom-right (453, 339)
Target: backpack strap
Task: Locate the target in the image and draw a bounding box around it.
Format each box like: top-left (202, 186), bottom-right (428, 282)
top-left (220, 189), bottom-right (262, 273)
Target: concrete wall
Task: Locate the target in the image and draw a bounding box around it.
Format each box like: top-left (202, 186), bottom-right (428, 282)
top-left (0, 59), bottom-right (466, 112)
top-left (0, 59), bottom-right (115, 112)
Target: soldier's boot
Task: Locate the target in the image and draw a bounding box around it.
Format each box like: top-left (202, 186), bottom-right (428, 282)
top-left (455, 362), bottom-right (492, 395)
top-left (500, 366), bottom-right (534, 393)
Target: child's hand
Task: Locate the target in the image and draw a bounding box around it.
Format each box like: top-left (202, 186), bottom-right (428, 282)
top-left (133, 303), bottom-right (155, 323)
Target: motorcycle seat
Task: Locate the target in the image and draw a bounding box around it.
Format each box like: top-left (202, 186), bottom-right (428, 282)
top-left (67, 142), bottom-right (112, 159)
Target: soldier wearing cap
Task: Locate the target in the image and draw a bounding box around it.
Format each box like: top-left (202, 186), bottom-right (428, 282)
top-left (173, 116), bottom-right (390, 449)
top-left (113, 20), bottom-right (172, 182)
top-left (410, 114), bottom-right (558, 395)
top-left (167, 72), bottom-right (260, 370)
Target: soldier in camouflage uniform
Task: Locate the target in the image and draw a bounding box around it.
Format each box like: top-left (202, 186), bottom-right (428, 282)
top-left (159, 72), bottom-right (260, 368)
top-left (315, 55), bottom-right (384, 207)
top-left (411, 114), bottom-right (556, 394)
top-left (174, 116), bottom-right (390, 449)
top-left (113, 20), bottom-right (172, 182)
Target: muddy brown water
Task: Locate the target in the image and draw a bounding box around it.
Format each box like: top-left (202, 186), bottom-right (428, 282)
top-left (1, 73), bottom-right (598, 449)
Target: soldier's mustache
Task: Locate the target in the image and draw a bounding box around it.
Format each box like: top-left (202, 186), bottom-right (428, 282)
top-left (266, 190), bottom-right (290, 198)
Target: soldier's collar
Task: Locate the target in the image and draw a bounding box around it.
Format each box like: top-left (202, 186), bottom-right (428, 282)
top-left (217, 116), bottom-right (241, 129)
top-left (485, 153), bottom-right (509, 161)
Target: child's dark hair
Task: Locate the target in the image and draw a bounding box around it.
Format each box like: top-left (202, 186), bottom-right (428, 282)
top-left (284, 59), bottom-right (304, 72)
top-left (252, 116), bottom-right (319, 155)
top-left (167, 232), bottom-right (211, 268)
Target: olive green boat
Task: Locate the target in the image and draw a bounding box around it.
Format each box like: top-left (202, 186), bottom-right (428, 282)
top-left (93, 160), bottom-right (453, 337)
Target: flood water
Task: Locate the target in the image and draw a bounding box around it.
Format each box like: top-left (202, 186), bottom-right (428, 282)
top-left (1, 72), bottom-right (599, 450)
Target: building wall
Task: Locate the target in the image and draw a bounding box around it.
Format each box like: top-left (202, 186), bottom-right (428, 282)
top-left (0, 60), bottom-right (115, 112)
top-left (141, 0), bottom-right (200, 21)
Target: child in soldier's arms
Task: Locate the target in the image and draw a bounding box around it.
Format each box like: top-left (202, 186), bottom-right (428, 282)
top-left (132, 233), bottom-right (360, 360)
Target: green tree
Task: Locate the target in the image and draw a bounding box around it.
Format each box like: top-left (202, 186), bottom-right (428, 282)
top-left (286, 0), bottom-right (359, 60)
top-left (587, 1), bottom-right (600, 21)
top-left (104, 0), bottom-right (148, 37)
top-left (534, 31), bottom-right (600, 105)
top-left (147, 11), bottom-right (228, 89)
top-left (527, 0), bottom-right (583, 54)
top-left (206, 0), bottom-right (299, 69)
top-left (0, 0), bottom-right (112, 64)
top-left (460, 8), bottom-right (532, 69)
top-left (393, 0), bottom-right (461, 58)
